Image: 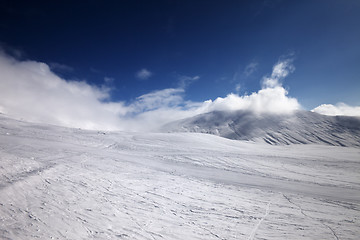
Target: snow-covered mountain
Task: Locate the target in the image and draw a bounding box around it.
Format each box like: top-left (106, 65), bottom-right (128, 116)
top-left (0, 113), bottom-right (360, 239)
top-left (162, 110), bottom-right (360, 147)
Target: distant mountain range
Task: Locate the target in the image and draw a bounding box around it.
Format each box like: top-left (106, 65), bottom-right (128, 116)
top-left (162, 110), bottom-right (360, 147)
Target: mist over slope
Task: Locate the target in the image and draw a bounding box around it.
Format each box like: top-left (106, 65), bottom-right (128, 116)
top-left (162, 110), bottom-right (360, 147)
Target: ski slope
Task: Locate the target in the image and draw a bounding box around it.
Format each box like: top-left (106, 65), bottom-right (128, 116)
top-left (0, 114), bottom-right (359, 239)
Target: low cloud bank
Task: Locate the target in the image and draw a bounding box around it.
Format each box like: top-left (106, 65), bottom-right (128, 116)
top-left (0, 52), bottom-right (124, 130)
top-left (312, 103), bottom-right (360, 117)
top-left (4, 51), bottom-right (348, 132)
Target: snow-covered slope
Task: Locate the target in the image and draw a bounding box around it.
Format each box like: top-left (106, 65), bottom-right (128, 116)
top-left (163, 110), bottom-right (360, 147)
top-left (1, 114), bottom-right (360, 240)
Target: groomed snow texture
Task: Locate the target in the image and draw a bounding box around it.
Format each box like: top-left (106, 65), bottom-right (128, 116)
top-left (0, 114), bottom-right (359, 239)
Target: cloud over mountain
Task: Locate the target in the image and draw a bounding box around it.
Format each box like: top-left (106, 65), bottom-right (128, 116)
top-left (200, 58), bottom-right (300, 114)
top-left (1, 51), bottom-right (357, 132)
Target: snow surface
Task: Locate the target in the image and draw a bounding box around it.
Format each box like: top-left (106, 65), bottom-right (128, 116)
top-left (0, 114), bottom-right (359, 239)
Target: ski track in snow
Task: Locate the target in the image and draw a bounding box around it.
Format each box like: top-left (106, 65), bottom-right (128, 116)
top-left (247, 201), bottom-right (271, 240)
top-left (0, 115), bottom-right (360, 239)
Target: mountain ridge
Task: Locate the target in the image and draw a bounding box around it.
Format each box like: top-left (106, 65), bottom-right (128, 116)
top-left (162, 110), bottom-right (360, 147)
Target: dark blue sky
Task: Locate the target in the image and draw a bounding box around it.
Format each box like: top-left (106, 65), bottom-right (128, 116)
top-left (1, 0), bottom-right (359, 109)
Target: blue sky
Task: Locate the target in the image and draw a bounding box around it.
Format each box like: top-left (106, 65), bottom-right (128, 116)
top-left (0, 0), bottom-right (359, 130)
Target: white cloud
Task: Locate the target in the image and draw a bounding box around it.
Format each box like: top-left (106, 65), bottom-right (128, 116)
top-left (235, 83), bottom-right (241, 93)
top-left (312, 103), bottom-right (360, 117)
top-left (0, 52), bottom-right (189, 131)
top-left (0, 52), bottom-right (126, 130)
top-left (202, 57), bottom-right (300, 114)
top-left (243, 62), bottom-right (258, 77)
top-left (104, 77), bottom-right (114, 83)
top-left (262, 58), bottom-right (295, 88)
top-left (129, 88), bottom-right (184, 113)
top-left (0, 52), bottom-right (302, 132)
top-left (200, 57), bottom-right (300, 114)
top-left (201, 87), bottom-right (300, 114)
top-left (49, 62), bottom-right (74, 72)
top-left (178, 75), bottom-right (200, 88)
top-left (136, 68), bottom-right (152, 80)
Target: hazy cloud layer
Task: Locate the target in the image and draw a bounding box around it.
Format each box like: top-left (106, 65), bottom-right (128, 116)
top-left (312, 103), bottom-right (360, 117)
top-left (3, 51), bottom-right (346, 132)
